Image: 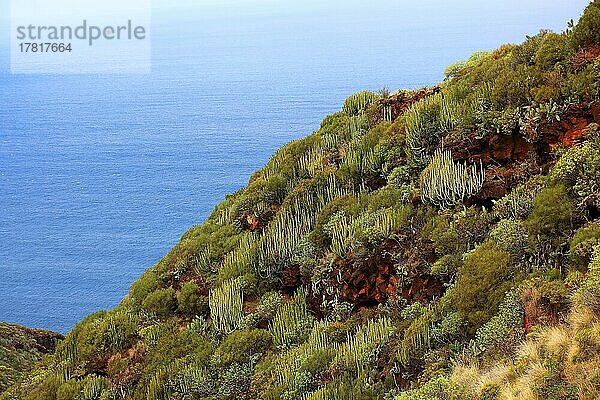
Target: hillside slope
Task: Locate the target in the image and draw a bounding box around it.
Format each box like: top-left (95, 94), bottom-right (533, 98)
top-left (0, 323), bottom-right (62, 393)
top-left (3, 2), bottom-right (600, 399)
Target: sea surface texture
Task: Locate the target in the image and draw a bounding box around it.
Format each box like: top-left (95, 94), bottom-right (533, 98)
top-left (0, 1), bottom-right (588, 333)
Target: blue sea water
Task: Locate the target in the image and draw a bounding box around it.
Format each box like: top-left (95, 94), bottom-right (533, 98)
top-left (0, 0), bottom-right (590, 333)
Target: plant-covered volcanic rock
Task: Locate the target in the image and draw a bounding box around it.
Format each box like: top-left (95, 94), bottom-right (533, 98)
top-left (3, 2), bottom-right (600, 399)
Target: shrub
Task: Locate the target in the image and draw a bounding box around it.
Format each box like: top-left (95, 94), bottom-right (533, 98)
top-left (444, 51), bottom-right (490, 79)
top-left (342, 91), bottom-right (378, 116)
top-left (424, 213), bottom-right (463, 256)
top-left (129, 270), bottom-right (160, 306)
top-left (177, 282), bottom-right (208, 318)
top-left (534, 32), bottom-right (574, 70)
top-left (571, 0), bottom-right (600, 49)
top-left (493, 175), bottom-right (546, 220)
top-left (394, 376), bottom-right (457, 400)
top-left (489, 219), bottom-right (529, 257)
top-left (570, 222), bottom-right (600, 270)
top-left (56, 380), bottom-right (83, 400)
top-left (388, 165), bottom-right (413, 188)
top-left (253, 291), bottom-right (285, 322)
top-left (573, 245), bottom-right (600, 312)
top-left (430, 254), bottom-right (462, 279)
top-left (550, 135), bottom-right (600, 204)
top-left (525, 185), bottom-right (573, 237)
top-left (217, 362), bottom-right (254, 400)
top-left (142, 287), bottom-right (177, 318)
top-left (453, 241), bottom-right (517, 333)
top-left (212, 329), bottom-right (272, 368)
top-left (470, 291), bottom-right (524, 357)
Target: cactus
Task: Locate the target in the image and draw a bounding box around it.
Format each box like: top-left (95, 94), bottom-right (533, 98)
top-left (269, 288), bottom-right (313, 349)
top-left (342, 91), bottom-right (378, 116)
top-left (254, 174), bottom-right (356, 278)
top-left (333, 317), bottom-right (394, 376)
top-left (405, 92), bottom-right (457, 164)
top-left (348, 115), bottom-right (369, 137)
top-left (398, 310), bottom-right (433, 366)
top-left (420, 147), bottom-right (484, 208)
top-left (382, 105), bottom-right (393, 122)
top-left (209, 278), bottom-right (244, 334)
top-left (82, 376), bottom-right (107, 400)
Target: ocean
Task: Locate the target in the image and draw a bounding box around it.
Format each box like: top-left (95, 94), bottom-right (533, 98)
top-left (0, 0), bottom-right (589, 333)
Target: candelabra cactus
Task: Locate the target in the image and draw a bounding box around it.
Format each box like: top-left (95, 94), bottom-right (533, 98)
top-left (382, 105), bottom-right (393, 122)
top-left (209, 278), bottom-right (244, 334)
top-left (405, 92), bottom-right (457, 164)
top-left (342, 91), bottom-right (378, 116)
top-left (420, 147), bottom-right (485, 208)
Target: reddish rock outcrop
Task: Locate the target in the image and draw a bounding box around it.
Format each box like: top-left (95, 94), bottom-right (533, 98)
top-left (380, 87), bottom-right (440, 121)
top-left (571, 44), bottom-right (600, 71)
top-left (448, 101), bottom-right (600, 202)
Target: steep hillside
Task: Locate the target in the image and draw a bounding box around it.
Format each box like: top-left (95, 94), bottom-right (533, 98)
top-left (0, 323), bottom-right (62, 393)
top-left (3, 2), bottom-right (600, 399)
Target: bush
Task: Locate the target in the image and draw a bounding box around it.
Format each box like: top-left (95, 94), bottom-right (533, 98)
top-left (571, 0), bottom-right (600, 49)
top-left (453, 241), bottom-right (517, 333)
top-left (177, 282), bottom-right (207, 318)
top-left (493, 175), bottom-right (546, 220)
top-left (489, 219), bottom-right (529, 257)
top-left (394, 376), bottom-right (458, 400)
top-left (56, 380), bottom-right (83, 400)
top-left (128, 270), bottom-right (160, 306)
top-left (550, 135), bottom-right (600, 204)
top-left (422, 213), bottom-right (462, 256)
top-left (430, 254), bottom-right (462, 279)
top-left (342, 91), bottom-right (378, 116)
top-left (573, 245), bottom-right (600, 312)
top-left (212, 329), bottom-right (272, 368)
top-left (470, 291), bottom-right (524, 357)
top-left (534, 32), bottom-right (574, 70)
top-left (570, 222), bottom-right (600, 270)
top-left (142, 287), bottom-right (177, 317)
top-left (525, 185), bottom-right (573, 237)
top-left (254, 291), bottom-right (285, 322)
top-left (217, 362), bottom-right (254, 399)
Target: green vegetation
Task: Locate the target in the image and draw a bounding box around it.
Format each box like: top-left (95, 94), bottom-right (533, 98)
top-left (0, 324), bottom-right (62, 393)
top-left (420, 147), bottom-right (484, 208)
top-left (3, 3), bottom-right (600, 400)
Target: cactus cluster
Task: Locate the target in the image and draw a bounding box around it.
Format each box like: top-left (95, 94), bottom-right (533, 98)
top-left (420, 147), bottom-right (484, 208)
top-left (405, 92), bottom-right (457, 164)
top-left (342, 91), bottom-right (378, 116)
top-left (398, 309), bottom-right (434, 366)
top-left (269, 289), bottom-right (313, 350)
top-left (254, 174), bottom-right (355, 278)
top-left (328, 206), bottom-right (409, 258)
top-left (333, 317), bottom-right (394, 376)
top-left (209, 278), bottom-right (244, 334)
top-left (81, 376), bottom-right (107, 400)
top-left (348, 115), bottom-right (369, 137)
